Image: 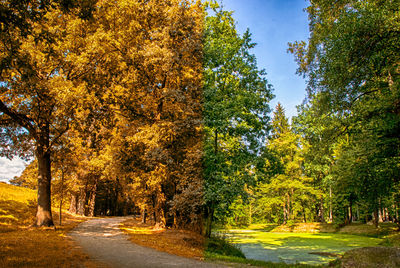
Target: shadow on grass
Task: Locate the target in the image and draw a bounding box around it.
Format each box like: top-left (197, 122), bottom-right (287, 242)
top-left (0, 199), bottom-right (36, 227)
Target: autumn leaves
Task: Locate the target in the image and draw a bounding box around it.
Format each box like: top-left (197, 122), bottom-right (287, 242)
top-left (0, 0), bottom-right (273, 233)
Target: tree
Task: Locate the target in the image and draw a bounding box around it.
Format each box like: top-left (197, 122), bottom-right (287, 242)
top-left (72, 0), bottom-right (204, 230)
top-left (293, 96), bottom-right (338, 222)
top-left (0, 2), bottom-right (96, 226)
top-left (258, 104), bottom-right (315, 224)
top-left (289, 0), bottom-right (400, 226)
top-left (202, 2), bottom-right (273, 236)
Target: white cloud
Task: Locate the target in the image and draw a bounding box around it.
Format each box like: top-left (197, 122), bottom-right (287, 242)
top-left (0, 157), bottom-right (29, 183)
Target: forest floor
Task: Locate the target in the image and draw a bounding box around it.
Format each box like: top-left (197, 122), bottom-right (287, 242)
top-left (0, 182), bottom-right (99, 267)
top-left (120, 217), bottom-right (206, 260)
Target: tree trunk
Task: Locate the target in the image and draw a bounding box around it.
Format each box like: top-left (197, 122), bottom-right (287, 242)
top-left (69, 193), bottom-right (78, 214)
top-left (35, 145), bottom-right (54, 227)
top-left (59, 168), bottom-right (65, 225)
top-left (87, 181), bottom-right (97, 217)
top-left (204, 206), bottom-right (214, 238)
top-left (77, 187), bottom-right (86, 216)
top-left (373, 208), bottom-right (379, 228)
top-left (249, 202), bottom-right (252, 225)
top-left (320, 197), bottom-right (325, 223)
top-left (283, 202), bottom-right (288, 224)
top-left (142, 207), bottom-right (147, 224)
top-left (329, 185), bottom-right (333, 222)
top-left (348, 198), bottom-right (353, 223)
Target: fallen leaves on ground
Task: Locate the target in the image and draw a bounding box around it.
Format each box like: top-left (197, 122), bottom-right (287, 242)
top-left (120, 218), bottom-right (205, 260)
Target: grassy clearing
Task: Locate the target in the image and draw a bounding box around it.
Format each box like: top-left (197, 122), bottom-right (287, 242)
top-left (205, 235), bottom-right (316, 268)
top-left (222, 229), bottom-right (383, 265)
top-left (0, 182), bottom-right (101, 267)
top-left (120, 218), bottom-right (205, 260)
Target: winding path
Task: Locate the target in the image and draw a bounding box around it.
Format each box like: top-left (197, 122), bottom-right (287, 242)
top-left (69, 217), bottom-right (223, 268)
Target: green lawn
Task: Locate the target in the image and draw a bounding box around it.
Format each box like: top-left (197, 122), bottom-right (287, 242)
top-left (223, 230), bottom-right (383, 265)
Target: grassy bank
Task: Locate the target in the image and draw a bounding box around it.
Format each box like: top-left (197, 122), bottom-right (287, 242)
top-left (0, 182), bottom-right (99, 267)
top-left (120, 218), bottom-right (205, 260)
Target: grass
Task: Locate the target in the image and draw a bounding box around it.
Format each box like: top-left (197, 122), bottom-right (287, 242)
top-left (205, 235), bottom-right (316, 268)
top-left (0, 182), bottom-right (101, 267)
top-left (221, 228), bottom-right (384, 266)
top-left (121, 218), bottom-right (400, 267)
top-left (333, 247), bottom-right (400, 268)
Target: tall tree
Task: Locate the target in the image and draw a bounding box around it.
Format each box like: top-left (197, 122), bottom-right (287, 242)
top-left (259, 104), bottom-right (315, 224)
top-left (203, 1), bottom-right (273, 236)
top-left (289, 0), bottom-right (400, 226)
top-left (0, 2), bottom-right (96, 226)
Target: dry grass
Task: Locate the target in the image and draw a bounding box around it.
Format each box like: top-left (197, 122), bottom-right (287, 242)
top-left (120, 218), bottom-right (205, 260)
top-left (338, 247), bottom-right (400, 268)
top-left (338, 222), bottom-right (398, 236)
top-left (270, 222), bottom-right (337, 233)
top-left (0, 182), bottom-right (102, 267)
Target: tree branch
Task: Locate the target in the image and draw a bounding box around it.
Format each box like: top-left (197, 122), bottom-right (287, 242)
top-left (349, 89), bottom-right (380, 108)
top-left (0, 100), bottom-right (37, 138)
top-left (47, 120), bottom-right (70, 153)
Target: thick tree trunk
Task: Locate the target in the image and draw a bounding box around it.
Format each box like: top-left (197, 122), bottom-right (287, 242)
top-left (69, 193), bottom-right (78, 214)
top-left (35, 146), bottom-right (54, 227)
top-left (87, 182), bottom-right (97, 217)
top-left (77, 187), bottom-right (87, 216)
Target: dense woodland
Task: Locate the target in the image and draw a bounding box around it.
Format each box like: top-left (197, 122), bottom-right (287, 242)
top-left (1, 0), bottom-right (399, 236)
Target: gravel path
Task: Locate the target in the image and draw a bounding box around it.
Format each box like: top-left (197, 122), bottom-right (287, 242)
top-left (69, 217), bottom-right (223, 268)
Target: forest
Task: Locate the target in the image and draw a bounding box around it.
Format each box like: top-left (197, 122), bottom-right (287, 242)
top-left (1, 0), bottom-right (399, 241)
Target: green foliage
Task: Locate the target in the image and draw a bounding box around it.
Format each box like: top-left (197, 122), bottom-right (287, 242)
top-left (252, 104), bottom-right (316, 224)
top-left (289, 0), bottom-right (400, 226)
top-left (203, 1), bottom-right (273, 232)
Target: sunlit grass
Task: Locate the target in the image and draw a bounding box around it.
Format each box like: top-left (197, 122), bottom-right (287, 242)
top-left (224, 229), bottom-right (383, 265)
top-left (0, 182), bottom-right (101, 267)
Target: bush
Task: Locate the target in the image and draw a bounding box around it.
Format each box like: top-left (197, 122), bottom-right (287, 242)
top-left (205, 235), bottom-right (246, 259)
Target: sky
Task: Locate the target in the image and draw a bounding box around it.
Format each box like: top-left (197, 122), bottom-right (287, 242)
top-left (0, 0), bottom-right (310, 182)
top-left (220, 0), bottom-right (309, 117)
top-left (0, 157), bottom-right (28, 183)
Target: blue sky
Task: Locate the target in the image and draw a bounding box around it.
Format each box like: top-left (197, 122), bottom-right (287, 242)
top-left (220, 0), bottom-right (309, 118)
top-left (0, 0), bottom-right (310, 182)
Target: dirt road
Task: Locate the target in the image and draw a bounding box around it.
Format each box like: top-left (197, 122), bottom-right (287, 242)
top-left (69, 217), bottom-right (222, 268)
